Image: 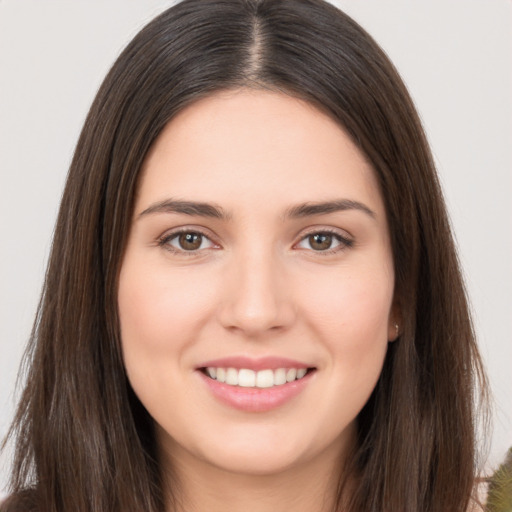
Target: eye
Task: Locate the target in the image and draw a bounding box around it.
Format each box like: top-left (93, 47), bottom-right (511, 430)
top-left (296, 231), bottom-right (352, 252)
top-left (160, 230), bottom-right (216, 252)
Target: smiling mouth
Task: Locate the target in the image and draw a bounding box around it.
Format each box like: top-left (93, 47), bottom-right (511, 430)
top-left (200, 367), bottom-right (316, 388)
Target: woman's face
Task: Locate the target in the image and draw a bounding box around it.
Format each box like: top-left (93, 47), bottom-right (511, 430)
top-left (118, 89), bottom-right (397, 477)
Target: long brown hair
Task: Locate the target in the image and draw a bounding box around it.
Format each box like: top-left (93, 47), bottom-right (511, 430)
top-left (2, 0), bottom-right (489, 510)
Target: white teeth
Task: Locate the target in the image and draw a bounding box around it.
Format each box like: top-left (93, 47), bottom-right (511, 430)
top-left (216, 367), bottom-right (226, 383)
top-left (238, 369), bottom-right (256, 387)
top-left (256, 369), bottom-right (274, 388)
top-left (205, 366), bottom-right (310, 388)
top-left (226, 368), bottom-right (238, 385)
top-left (274, 368), bottom-right (287, 385)
top-left (296, 368), bottom-right (307, 379)
top-left (286, 368), bottom-right (297, 382)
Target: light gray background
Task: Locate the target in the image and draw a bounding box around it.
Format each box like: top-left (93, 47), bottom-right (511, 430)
top-left (1, 0), bottom-right (511, 495)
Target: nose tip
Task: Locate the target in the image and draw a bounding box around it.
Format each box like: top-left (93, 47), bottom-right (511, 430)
top-left (224, 294), bottom-right (289, 336)
top-left (217, 258), bottom-right (295, 337)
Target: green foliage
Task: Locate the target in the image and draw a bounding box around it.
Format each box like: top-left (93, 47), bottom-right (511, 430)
top-left (486, 447), bottom-right (512, 512)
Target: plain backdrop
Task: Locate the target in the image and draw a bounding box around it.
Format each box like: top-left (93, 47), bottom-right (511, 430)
top-left (1, 0), bottom-right (511, 496)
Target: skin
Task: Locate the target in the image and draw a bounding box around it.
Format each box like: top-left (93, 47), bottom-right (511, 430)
top-left (118, 89), bottom-right (399, 512)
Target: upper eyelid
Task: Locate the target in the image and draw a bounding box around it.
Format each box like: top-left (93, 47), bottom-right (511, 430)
top-left (295, 225), bottom-right (353, 241)
top-left (293, 227), bottom-right (354, 253)
top-left (157, 227), bottom-right (221, 253)
top-left (159, 226), bottom-right (217, 242)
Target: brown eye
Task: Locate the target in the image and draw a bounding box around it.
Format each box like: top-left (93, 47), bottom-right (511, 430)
top-left (178, 232), bottom-right (203, 250)
top-left (308, 233), bottom-right (334, 251)
top-left (296, 231), bottom-right (352, 253)
top-left (162, 231), bottom-right (215, 252)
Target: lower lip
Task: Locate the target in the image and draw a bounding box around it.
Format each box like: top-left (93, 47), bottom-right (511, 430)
top-left (198, 370), bottom-right (315, 412)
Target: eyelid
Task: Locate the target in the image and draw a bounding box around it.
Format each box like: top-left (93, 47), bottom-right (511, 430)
top-left (293, 227), bottom-right (354, 254)
top-left (157, 226), bottom-right (221, 254)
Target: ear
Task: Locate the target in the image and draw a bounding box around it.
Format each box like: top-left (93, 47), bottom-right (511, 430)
top-left (387, 299), bottom-right (402, 342)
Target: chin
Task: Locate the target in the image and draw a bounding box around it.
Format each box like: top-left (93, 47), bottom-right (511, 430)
top-left (190, 419), bottom-right (352, 478)
top-left (202, 443), bottom-right (312, 476)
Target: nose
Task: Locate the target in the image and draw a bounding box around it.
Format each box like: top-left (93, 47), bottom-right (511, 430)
top-left (217, 248), bottom-right (296, 338)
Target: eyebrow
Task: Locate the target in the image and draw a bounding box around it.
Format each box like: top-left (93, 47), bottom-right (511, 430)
top-left (138, 198), bottom-right (375, 221)
top-left (284, 199), bottom-right (376, 219)
top-left (138, 199), bottom-right (230, 220)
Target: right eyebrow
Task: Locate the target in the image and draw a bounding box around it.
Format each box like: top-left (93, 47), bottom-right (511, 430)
top-left (137, 199), bottom-right (230, 220)
top-left (284, 199), bottom-right (376, 220)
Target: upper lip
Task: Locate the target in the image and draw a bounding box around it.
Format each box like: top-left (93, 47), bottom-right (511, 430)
top-left (197, 356), bottom-right (314, 371)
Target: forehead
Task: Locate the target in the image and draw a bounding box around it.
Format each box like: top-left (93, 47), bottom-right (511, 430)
top-left (137, 88), bottom-right (385, 217)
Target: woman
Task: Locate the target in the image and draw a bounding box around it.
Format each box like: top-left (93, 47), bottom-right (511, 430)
top-left (2, 0), bottom-right (489, 510)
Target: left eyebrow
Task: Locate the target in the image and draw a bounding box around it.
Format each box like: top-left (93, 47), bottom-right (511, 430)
top-left (137, 199), bottom-right (230, 220)
top-left (284, 199), bottom-right (376, 220)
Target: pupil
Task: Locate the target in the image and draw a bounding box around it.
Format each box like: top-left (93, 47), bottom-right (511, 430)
top-left (179, 233), bottom-right (201, 250)
top-left (310, 233), bottom-right (332, 250)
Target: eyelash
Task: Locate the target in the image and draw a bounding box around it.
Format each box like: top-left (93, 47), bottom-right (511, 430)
top-left (157, 228), bottom-right (354, 256)
top-left (295, 228), bottom-right (354, 255)
top-left (157, 228), bottom-right (218, 256)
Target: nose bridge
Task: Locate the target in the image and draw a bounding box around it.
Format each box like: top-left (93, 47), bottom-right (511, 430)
top-left (218, 240), bottom-right (294, 336)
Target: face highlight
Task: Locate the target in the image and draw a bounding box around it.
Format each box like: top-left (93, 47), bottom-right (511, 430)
top-left (118, 89), bottom-right (397, 479)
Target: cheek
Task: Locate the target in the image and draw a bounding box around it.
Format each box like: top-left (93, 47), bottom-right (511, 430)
top-left (117, 258), bottom-right (222, 427)
top-left (119, 260), bottom-right (211, 341)
top-left (299, 268), bottom-right (392, 434)
top-left (299, 263), bottom-right (393, 387)
top-left (117, 257), bottom-right (220, 383)
top-left (301, 264), bottom-right (394, 338)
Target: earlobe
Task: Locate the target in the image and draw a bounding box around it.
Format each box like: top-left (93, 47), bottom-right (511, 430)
top-left (388, 322), bottom-right (400, 342)
top-left (388, 301), bottom-right (402, 342)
